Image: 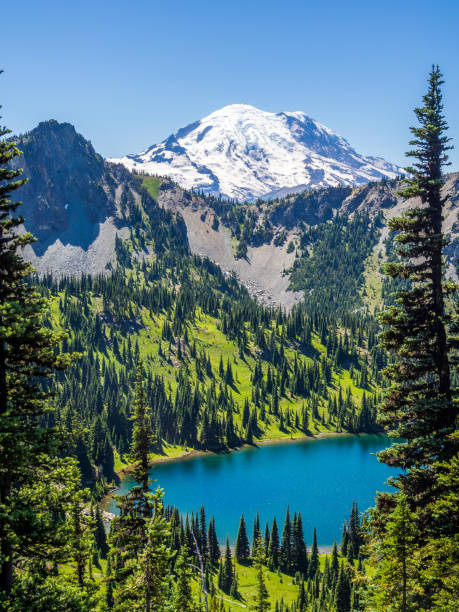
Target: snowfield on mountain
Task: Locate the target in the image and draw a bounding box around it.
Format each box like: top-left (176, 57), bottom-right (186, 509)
top-left (110, 104), bottom-right (403, 201)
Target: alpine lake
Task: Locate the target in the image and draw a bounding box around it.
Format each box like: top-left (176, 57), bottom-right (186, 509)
top-left (105, 434), bottom-right (397, 548)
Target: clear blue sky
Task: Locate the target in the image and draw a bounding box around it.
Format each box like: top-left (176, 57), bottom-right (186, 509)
top-left (1, 0), bottom-right (458, 169)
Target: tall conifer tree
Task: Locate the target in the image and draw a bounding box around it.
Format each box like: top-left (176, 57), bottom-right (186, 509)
top-left (221, 538), bottom-right (233, 594)
top-left (268, 517), bottom-right (280, 570)
top-left (378, 65), bottom-right (457, 506)
top-left (207, 516), bottom-right (220, 567)
top-left (279, 507), bottom-right (291, 573)
top-left (252, 536), bottom-right (270, 612)
top-left (308, 528), bottom-right (319, 580)
top-left (368, 66), bottom-right (458, 611)
top-left (130, 359), bottom-right (153, 499)
top-left (173, 545), bottom-right (195, 612)
top-left (0, 80), bottom-right (77, 605)
top-left (235, 514), bottom-right (250, 564)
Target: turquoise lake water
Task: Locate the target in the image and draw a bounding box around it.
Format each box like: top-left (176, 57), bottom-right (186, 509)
top-left (107, 434), bottom-right (397, 546)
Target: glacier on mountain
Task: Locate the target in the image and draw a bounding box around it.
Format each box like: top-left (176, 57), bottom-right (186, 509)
top-left (110, 104), bottom-right (402, 201)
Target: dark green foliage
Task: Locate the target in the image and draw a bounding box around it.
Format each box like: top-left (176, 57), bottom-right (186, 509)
top-left (0, 89), bottom-right (87, 608)
top-left (129, 360), bottom-right (153, 497)
top-left (173, 545), bottom-right (195, 612)
top-left (308, 528), bottom-right (319, 580)
top-left (208, 516), bottom-right (220, 567)
top-left (291, 513), bottom-right (308, 575)
top-left (94, 506), bottom-right (109, 559)
top-left (289, 213), bottom-right (382, 315)
top-left (268, 517), bottom-right (280, 570)
top-left (220, 538), bottom-right (233, 594)
top-left (377, 65), bottom-right (457, 500)
top-left (263, 521), bottom-right (270, 556)
top-left (367, 66), bottom-right (459, 612)
top-left (330, 540), bottom-right (339, 588)
top-left (334, 562), bottom-right (351, 612)
top-left (297, 580), bottom-right (307, 611)
top-left (235, 514), bottom-right (250, 564)
top-left (252, 511), bottom-right (261, 556)
top-left (279, 507), bottom-right (292, 573)
top-left (340, 501), bottom-right (362, 563)
top-left (252, 536), bottom-right (270, 612)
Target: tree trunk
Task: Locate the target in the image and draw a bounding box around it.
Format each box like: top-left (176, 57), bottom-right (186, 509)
top-left (430, 186), bottom-right (454, 433)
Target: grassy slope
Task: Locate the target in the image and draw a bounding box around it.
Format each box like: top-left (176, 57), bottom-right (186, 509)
top-left (119, 308), bottom-right (368, 469)
top-left (137, 174), bottom-right (162, 200)
top-left (50, 279), bottom-right (374, 475)
top-left (61, 555), bottom-right (336, 610)
top-left (220, 562), bottom-right (299, 610)
top-left (361, 246), bottom-right (384, 315)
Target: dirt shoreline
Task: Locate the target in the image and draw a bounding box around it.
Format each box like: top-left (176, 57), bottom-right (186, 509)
top-left (114, 430), bottom-right (364, 478)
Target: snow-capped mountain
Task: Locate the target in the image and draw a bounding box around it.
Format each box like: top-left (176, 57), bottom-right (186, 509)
top-left (110, 104), bottom-right (403, 201)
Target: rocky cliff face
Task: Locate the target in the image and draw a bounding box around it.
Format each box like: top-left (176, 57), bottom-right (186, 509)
top-left (13, 121), bottom-right (147, 276)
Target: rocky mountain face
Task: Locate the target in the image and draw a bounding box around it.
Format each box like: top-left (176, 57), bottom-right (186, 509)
top-left (152, 173), bottom-right (458, 304)
top-left (12, 121), bottom-right (182, 277)
top-left (12, 121), bottom-right (458, 308)
top-left (110, 104), bottom-right (403, 201)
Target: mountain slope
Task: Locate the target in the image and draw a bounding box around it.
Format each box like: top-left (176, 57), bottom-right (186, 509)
top-left (150, 172), bottom-right (458, 307)
top-left (110, 104), bottom-right (402, 201)
top-left (12, 121), bottom-right (188, 277)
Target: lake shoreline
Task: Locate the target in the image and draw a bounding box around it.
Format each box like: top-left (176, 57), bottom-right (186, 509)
top-left (103, 430), bottom-right (385, 506)
top-left (114, 430), bottom-right (375, 479)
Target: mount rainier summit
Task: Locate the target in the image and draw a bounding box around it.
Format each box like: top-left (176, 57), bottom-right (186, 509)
top-left (111, 104), bottom-right (403, 201)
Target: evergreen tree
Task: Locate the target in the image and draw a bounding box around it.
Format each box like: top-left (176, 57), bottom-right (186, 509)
top-left (297, 580), bottom-right (307, 612)
top-left (199, 505), bottom-right (208, 561)
top-left (106, 554), bottom-right (115, 609)
top-left (67, 483), bottom-right (95, 591)
top-left (334, 562), bottom-right (351, 612)
top-left (0, 92), bottom-right (77, 605)
top-left (221, 538), bottom-right (233, 594)
top-left (308, 528), bottom-right (319, 580)
top-left (368, 66), bottom-right (458, 611)
top-left (418, 447), bottom-right (459, 610)
top-left (252, 536), bottom-right (270, 612)
top-left (268, 517), bottom-right (280, 570)
top-left (235, 514), bottom-right (250, 564)
top-left (111, 486), bottom-right (173, 611)
top-left (130, 360), bottom-right (153, 498)
top-left (140, 488), bottom-right (174, 612)
top-left (348, 501), bottom-right (361, 559)
top-left (94, 506), bottom-right (109, 559)
top-left (378, 65), bottom-right (457, 506)
top-left (291, 512), bottom-right (308, 575)
top-left (330, 540), bottom-right (339, 588)
top-left (367, 495), bottom-right (418, 612)
top-left (173, 545), bottom-right (195, 612)
top-left (208, 516), bottom-right (220, 567)
top-left (279, 507), bottom-right (292, 573)
top-left (263, 521), bottom-right (270, 556)
top-left (252, 511), bottom-right (261, 557)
